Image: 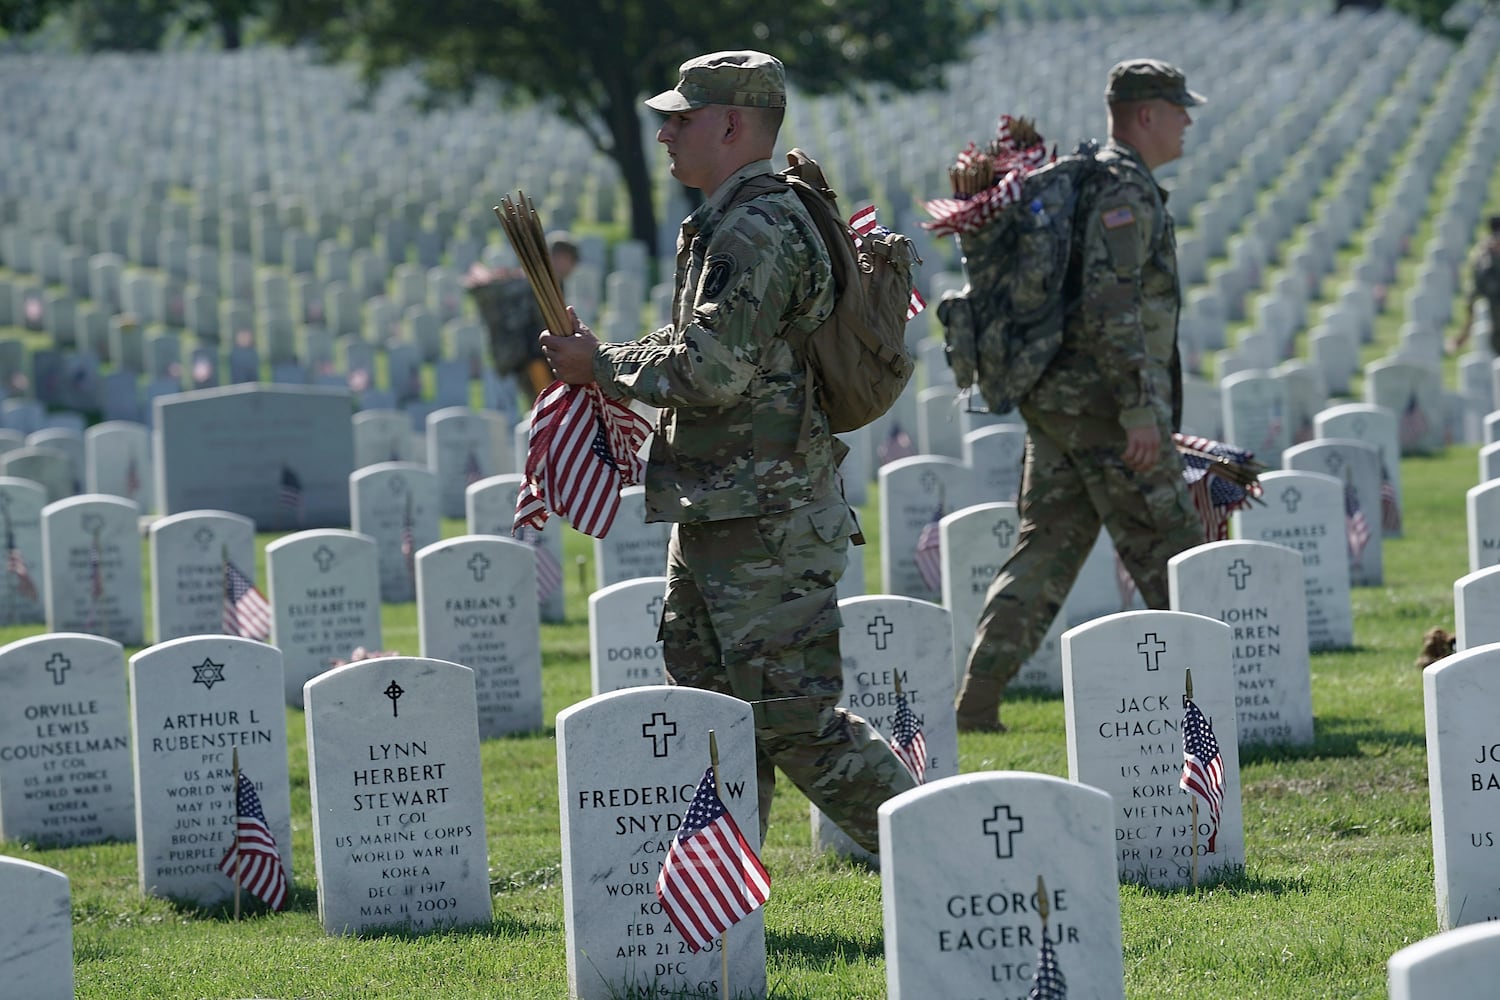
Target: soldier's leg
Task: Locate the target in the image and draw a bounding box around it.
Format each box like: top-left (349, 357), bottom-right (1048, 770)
top-left (956, 417), bottom-right (1101, 730)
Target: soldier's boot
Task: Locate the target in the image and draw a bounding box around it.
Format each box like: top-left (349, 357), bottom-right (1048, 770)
top-left (955, 674), bottom-right (1008, 733)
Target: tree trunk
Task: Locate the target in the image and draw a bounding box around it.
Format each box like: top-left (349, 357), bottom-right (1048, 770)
top-left (218, 14), bottom-right (242, 50)
top-left (602, 93), bottom-right (658, 258)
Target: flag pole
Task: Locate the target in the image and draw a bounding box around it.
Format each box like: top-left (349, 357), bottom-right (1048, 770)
top-left (230, 745), bottom-right (242, 921)
top-left (1185, 669), bottom-right (1199, 893)
top-left (709, 730), bottom-right (729, 1000)
top-left (1036, 873), bottom-right (1049, 938)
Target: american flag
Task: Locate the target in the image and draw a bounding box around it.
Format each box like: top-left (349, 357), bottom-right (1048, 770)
top-left (516, 524), bottom-right (563, 604)
top-left (1027, 931), bottom-right (1067, 1000)
top-left (279, 466), bottom-right (304, 523)
top-left (889, 689), bottom-right (927, 784)
top-left (1380, 464), bottom-right (1402, 534)
top-left (1114, 550), bottom-right (1137, 611)
top-left (848, 205), bottom-right (926, 320)
top-left (1344, 481), bottom-right (1370, 565)
top-left (124, 455), bottom-right (141, 500)
top-left (1399, 393), bottom-right (1429, 451)
top-left (515, 381), bottom-right (652, 538)
top-left (400, 496), bottom-right (417, 584)
top-left (464, 449), bottom-right (483, 486)
top-left (217, 769), bottom-right (288, 911)
top-left (223, 559), bottom-right (272, 641)
top-left (1262, 400), bottom-right (1284, 453)
top-left (914, 503), bottom-right (944, 592)
top-left (878, 422), bottom-right (915, 466)
top-left (655, 765), bottom-right (770, 953)
top-left (1179, 696), bottom-right (1225, 853)
top-left (1174, 434), bottom-right (1263, 542)
top-left (6, 525), bottom-right (36, 602)
top-left (89, 532), bottom-right (104, 601)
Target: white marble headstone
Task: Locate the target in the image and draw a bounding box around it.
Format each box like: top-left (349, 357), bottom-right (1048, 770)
top-left (85, 419), bottom-right (154, 512)
top-left (962, 424), bottom-right (1026, 506)
top-left (593, 485), bottom-right (669, 590)
top-left (41, 494), bottom-right (144, 645)
top-left (1282, 438), bottom-right (1384, 587)
top-left (878, 455), bottom-right (975, 602)
top-left (0, 857), bottom-right (73, 1000)
top-left (148, 510), bottom-right (258, 643)
top-left (1063, 610), bottom-right (1244, 888)
top-left (1365, 358), bottom-right (1444, 455)
top-left (1221, 370), bottom-right (1290, 469)
top-left (1389, 922), bottom-right (1500, 999)
top-left (589, 576), bottom-right (667, 694)
top-left (880, 772), bottom-right (1124, 999)
top-left (352, 408), bottom-right (417, 468)
top-left (0, 633), bottom-right (134, 845)
top-left (1466, 480), bottom-right (1500, 574)
top-left (0, 477), bottom-right (47, 625)
top-left (1454, 566), bottom-right (1500, 651)
top-left (349, 462), bottom-right (440, 604)
top-left (467, 474), bottom-right (565, 623)
top-left (304, 656), bottom-right (491, 935)
top-left (1313, 402), bottom-right (1402, 537)
top-left (425, 406), bottom-right (496, 518)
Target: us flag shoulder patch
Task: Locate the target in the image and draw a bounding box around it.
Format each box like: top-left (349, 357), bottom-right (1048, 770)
top-left (1101, 205), bottom-right (1136, 229)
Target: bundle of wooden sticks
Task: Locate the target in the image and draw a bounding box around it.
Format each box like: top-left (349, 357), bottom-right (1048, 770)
top-left (493, 191), bottom-right (571, 335)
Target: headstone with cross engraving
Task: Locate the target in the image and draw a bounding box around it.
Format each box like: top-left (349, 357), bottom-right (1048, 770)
top-left (1168, 540), bottom-right (1314, 746)
top-left (1314, 402), bottom-right (1402, 538)
top-left (879, 456), bottom-right (975, 603)
top-left (555, 686), bottom-right (765, 1000)
top-left (349, 463), bottom-right (441, 605)
top-left (1232, 471), bottom-right (1354, 650)
top-left (0, 477), bottom-right (47, 626)
top-left (154, 384), bottom-right (354, 528)
top-left (0, 633), bottom-right (134, 845)
top-left (813, 594), bottom-right (959, 859)
top-left (593, 485), bottom-right (670, 591)
top-left (1466, 480), bottom-right (1500, 575)
top-left (416, 535), bottom-right (543, 739)
top-left (466, 474), bottom-right (565, 624)
top-left (1424, 644), bottom-right (1500, 929)
top-left (304, 656), bottom-right (491, 935)
top-left (84, 420), bottom-right (154, 513)
top-left (1389, 922), bottom-right (1500, 998)
top-left (266, 530), bottom-right (384, 709)
top-left (147, 511), bottom-right (259, 644)
top-left (425, 407), bottom-right (498, 519)
top-left (41, 495), bottom-right (144, 645)
top-left (128, 635), bottom-right (291, 906)
top-left (1283, 438), bottom-right (1384, 587)
top-left (880, 771), bottom-right (1125, 999)
top-left (0, 857), bottom-right (73, 1000)
top-left (1063, 610), bottom-right (1244, 888)
top-left (588, 577), bottom-right (667, 694)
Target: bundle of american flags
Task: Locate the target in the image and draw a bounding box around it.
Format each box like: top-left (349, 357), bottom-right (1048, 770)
top-left (921, 115), bottom-right (1053, 238)
top-left (1173, 433), bottom-right (1265, 542)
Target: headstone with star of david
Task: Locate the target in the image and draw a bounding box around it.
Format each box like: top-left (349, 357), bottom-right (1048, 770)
top-left (1232, 470), bottom-right (1354, 650)
top-left (349, 462), bottom-right (440, 605)
top-left (0, 476), bottom-right (47, 625)
top-left (593, 485), bottom-right (670, 591)
top-left (878, 771), bottom-right (1125, 999)
top-left (147, 510), bottom-right (258, 644)
top-left (416, 534), bottom-right (542, 739)
top-left (0, 633), bottom-right (134, 845)
top-left (303, 655), bottom-right (491, 935)
top-left (1389, 922), bottom-right (1500, 998)
top-left (153, 383), bottom-right (354, 528)
top-left (1062, 609), bottom-right (1245, 888)
top-left (1168, 540), bottom-right (1314, 746)
top-left (813, 594), bottom-right (959, 859)
top-left (84, 419), bottom-right (154, 513)
top-left (466, 473), bottom-right (565, 624)
top-left (554, 686), bottom-right (765, 1000)
top-left (1313, 402), bottom-right (1402, 537)
top-left (1423, 644), bottom-right (1500, 929)
top-left (41, 495), bottom-right (144, 645)
top-left (0, 857), bottom-right (73, 1000)
top-left (266, 529), bottom-right (383, 708)
top-left (1283, 437), bottom-right (1384, 587)
top-left (128, 635), bottom-right (291, 906)
top-left (425, 406), bottom-right (499, 519)
top-left (962, 424), bottom-right (1026, 506)
top-left (878, 455), bottom-right (975, 603)
top-left (352, 408), bottom-right (418, 470)
top-left (588, 577), bottom-right (667, 694)
top-left (937, 501), bottom-right (1062, 693)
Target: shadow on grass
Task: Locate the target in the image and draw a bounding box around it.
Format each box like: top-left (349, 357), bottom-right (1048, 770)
top-left (1129, 866), bottom-right (1312, 898)
top-left (765, 927), bottom-right (885, 968)
top-left (1237, 713), bottom-right (1425, 766)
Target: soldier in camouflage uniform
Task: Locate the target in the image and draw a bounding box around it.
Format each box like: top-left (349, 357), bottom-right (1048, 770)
top-left (1450, 215), bottom-right (1500, 356)
top-left (543, 50), bottom-right (915, 852)
top-left (955, 59), bottom-right (1208, 732)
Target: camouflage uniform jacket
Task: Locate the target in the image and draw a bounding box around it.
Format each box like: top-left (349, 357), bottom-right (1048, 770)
top-left (591, 159), bottom-right (836, 523)
top-left (1026, 139), bottom-right (1181, 431)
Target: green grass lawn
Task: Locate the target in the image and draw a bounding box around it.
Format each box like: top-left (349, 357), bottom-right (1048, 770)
top-left (0, 442), bottom-right (1479, 999)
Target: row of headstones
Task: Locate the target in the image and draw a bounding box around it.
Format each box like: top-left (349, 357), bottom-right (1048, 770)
top-left (11, 607), bottom-right (1500, 997)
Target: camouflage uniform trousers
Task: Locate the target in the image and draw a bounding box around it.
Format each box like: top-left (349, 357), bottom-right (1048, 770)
top-left (660, 490), bottom-right (916, 854)
top-left (961, 407), bottom-right (1204, 693)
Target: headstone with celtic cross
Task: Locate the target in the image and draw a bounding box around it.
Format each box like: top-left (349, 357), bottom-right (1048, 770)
top-left (1169, 540), bottom-right (1314, 746)
top-left (1063, 609), bottom-right (1244, 889)
top-left (1232, 470), bottom-right (1354, 650)
top-left (555, 686), bottom-right (765, 1000)
top-left (266, 529), bottom-right (383, 708)
top-left (0, 633), bottom-right (134, 844)
top-left (588, 577), bottom-right (667, 694)
top-left (128, 635), bottom-right (291, 906)
top-left (879, 772), bottom-right (1125, 999)
top-left (416, 534), bottom-right (542, 738)
top-left (304, 656), bottom-right (491, 935)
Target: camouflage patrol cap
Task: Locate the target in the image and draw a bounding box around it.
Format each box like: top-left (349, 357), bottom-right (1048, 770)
top-left (1105, 58), bottom-right (1206, 107)
top-left (644, 50), bottom-right (787, 113)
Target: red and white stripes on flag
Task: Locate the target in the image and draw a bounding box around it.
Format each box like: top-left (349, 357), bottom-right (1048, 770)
top-left (914, 505), bottom-right (944, 592)
top-left (890, 690), bottom-right (927, 784)
top-left (515, 382), bottom-right (652, 539)
top-left (217, 768), bottom-right (288, 910)
top-left (1179, 696), bottom-right (1225, 853)
top-left (656, 765), bottom-right (770, 953)
top-left (848, 205), bottom-right (926, 320)
top-left (223, 559), bottom-right (272, 641)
